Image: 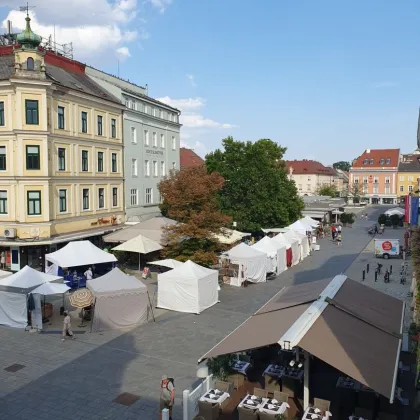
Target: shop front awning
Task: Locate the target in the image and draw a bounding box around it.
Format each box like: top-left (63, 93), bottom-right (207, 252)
top-left (198, 276), bottom-right (404, 401)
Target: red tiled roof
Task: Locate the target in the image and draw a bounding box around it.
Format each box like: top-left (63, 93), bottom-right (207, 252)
top-left (180, 147), bottom-right (204, 169)
top-left (285, 160), bottom-right (336, 176)
top-left (351, 149), bottom-right (400, 168)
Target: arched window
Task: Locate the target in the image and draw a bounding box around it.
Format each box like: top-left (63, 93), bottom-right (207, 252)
top-left (26, 57), bottom-right (34, 71)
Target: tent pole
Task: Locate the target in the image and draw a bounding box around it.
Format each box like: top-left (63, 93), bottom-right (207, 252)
top-left (304, 350), bottom-right (310, 409)
top-left (147, 290), bottom-right (155, 322)
top-left (139, 253), bottom-right (141, 272)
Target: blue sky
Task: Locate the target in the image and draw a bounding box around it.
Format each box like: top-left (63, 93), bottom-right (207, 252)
top-left (1, 0), bottom-right (420, 164)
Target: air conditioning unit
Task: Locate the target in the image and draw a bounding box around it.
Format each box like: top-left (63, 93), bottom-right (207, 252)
top-left (4, 228), bottom-right (16, 238)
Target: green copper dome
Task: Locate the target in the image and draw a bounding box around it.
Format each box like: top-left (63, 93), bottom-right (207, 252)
top-left (16, 16), bottom-right (41, 50)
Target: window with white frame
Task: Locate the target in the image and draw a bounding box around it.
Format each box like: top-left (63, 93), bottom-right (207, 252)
top-left (0, 190), bottom-right (7, 214)
top-left (160, 161), bottom-right (165, 176)
top-left (385, 185), bottom-right (391, 194)
top-left (131, 127), bottom-right (137, 144)
top-left (59, 189), bottom-right (67, 212)
top-left (153, 108), bottom-right (157, 117)
top-left (98, 188), bottom-right (105, 209)
top-left (82, 189), bottom-right (89, 210)
top-left (131, 158), bottom-right (138, 176)
top-left (144, 105), bottom-right (148, 114)
top-left (363, 176), bottom-right (368, 184)
top-left (131, 100), bottom-right (136, 110)
top-left (385, 176), bottom-right (390, 184)
top-left (153, 160), bottom-right (158, 176)
top-left (400, 175), bottom-right (405, 181)
top-left (172, 136), bottom-right (176, 150)
top-left (145, 188), bottom-right (152, 204)
top-left (160, 134), bottom-right (165, 148)
top-left (172, 161), bottom-right (176, 170)
top-left (354, 177), bottom-right (359, 184)
top-left (409, 185), bottom-right (413, 192)
top-left (408, 176), bottom-right (414, 182)
top-left (144, 130), bottom-right (149, 145)
top-left (153, 132), bottom-right (157, 147)
top-left (373, 176), bottom-right (379, 184)
top-left (130, 188), bottom-right (138, 205)
top-left (144, 160), bottom-right (150, 176)
top-left (400, 185), bottom-right (404, 192)
top-left (373, 185), bottom-right (379, 194)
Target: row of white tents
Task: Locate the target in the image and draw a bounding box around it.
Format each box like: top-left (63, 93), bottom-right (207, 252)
top-left (221, 216), bottom-right (319, 286)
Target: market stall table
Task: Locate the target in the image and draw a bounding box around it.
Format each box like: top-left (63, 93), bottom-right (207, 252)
top-left (200, 389), bottom-right (230, 406)
top-left (302, 406), bottom-right (332, 420)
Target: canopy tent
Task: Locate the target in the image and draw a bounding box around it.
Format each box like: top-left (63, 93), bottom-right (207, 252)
top-left (87, 268), bottom-right (148, 331)
top-left (45, 240), bottom-right (117, 268)
top-left (112, 234), bottom-right (162, 254)
top-left (31, 282), bottom-right (70, 295)
top-left (385, 208), bottom-right (405, 216)
top-left (0, 265), bottom-right (62, 289)
top-left (288, 220), bottom-right (313, 235)
top-left (272, 233), bottom-right (293, 267)
top-left (224, 243), bottom-right (267, 285)
top-left (198, 275), bottom-right (404, 405)
top-left (213, 229), bottom-right (251, 245)
top-left (149, 259), bottom-right (185, 269)
top-left (278, 232), bottom-right (300, 266)
top-left (292, 230), bottom-right (310, 259)
top-left (302, 216), bottom-right (320, 227)
top-left (157, 260), bottom-right (219, 314)
top-left (251, 236), bottom-right (287, 275)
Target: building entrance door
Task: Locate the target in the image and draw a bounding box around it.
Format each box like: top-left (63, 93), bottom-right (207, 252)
top-left (372, 198), bottom-right (379, 204)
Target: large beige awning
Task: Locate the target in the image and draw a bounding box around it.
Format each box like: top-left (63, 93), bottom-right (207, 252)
top-left (198, 276), bottom-right (404, 401)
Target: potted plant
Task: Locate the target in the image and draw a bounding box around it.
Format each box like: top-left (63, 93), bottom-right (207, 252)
top-left (346, 212), bottom-right (355, 227)
top-left (378, 214), bottom-right (387, 226)
top-left (390, 214), bottom-right (400, 229)
top-left (206, 354), bottom-right (236, 381)
top-left (340, 213), bottom-right (348, 227)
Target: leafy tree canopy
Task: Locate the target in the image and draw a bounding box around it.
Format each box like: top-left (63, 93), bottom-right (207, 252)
top-left (315, 183), bottom-right (338, 197)
top-left (333, 161), bottom-right (351, 172)
top-left (205, 137), bottom-right (304, 232)
top-left (158, 165), bottom-right (230, 266)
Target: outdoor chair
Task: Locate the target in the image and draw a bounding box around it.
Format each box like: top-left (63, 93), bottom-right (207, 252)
top-left (354, 407), bottom-right (373, 420)
top-left (227, 373), bottom-right (245, 390)
top-left (273, 391), bottom-right (289, 403)
top-left (264, 374), bottom-right (281, 393)
top-left (215, 380), bottom-right (234, 395)
top-left (237, 405), bottom-right (258, 420)
top-left (253, 387), bottom-right (269, 398)
top-left (198, 400), bottom-right (220, 420)
top-left (258, 411), bottom-right (277, 420)
top-left (313, 398), bottom-right (331, 412)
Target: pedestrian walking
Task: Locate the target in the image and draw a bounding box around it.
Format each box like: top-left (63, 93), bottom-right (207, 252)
top-left (336, 233), bottom-right (342, 247)
top-left (62, 311), bottom-right (75, 341)
top-left (384, 269), bottom-right (390, 283)
top-left (0, 251), bottom-right (5, 269)
top-left (337, 224), bottom-right (342, 234)
top-left (159, 375), bottom-right (175, 420)
top-left (331, 225), bottom-right (337, 242)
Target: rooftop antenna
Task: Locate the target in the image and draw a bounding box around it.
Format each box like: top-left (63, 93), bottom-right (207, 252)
top-left (7, 20), bottom-right (12, 35)
top-left (117, 59), bottom-right (120, 78)
top-left (19, 2), bottom-right (35, 17)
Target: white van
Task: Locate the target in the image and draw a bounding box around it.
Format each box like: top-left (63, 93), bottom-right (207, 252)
top-left (374, 239), bottom-right (401, 259)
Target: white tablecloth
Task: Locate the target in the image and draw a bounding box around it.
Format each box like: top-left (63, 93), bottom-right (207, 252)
top-left (302, 407), bottom-right (332, 420)
top-left (200, 389), bottom-right (230, 405)
top-left (259, 398), bottom-right (289, 415)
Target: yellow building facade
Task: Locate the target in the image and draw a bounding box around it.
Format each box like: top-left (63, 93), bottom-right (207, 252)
top-left (397, 153), bottom-right (420, 202)
top-left (0, 17), bottom-right (124, 269)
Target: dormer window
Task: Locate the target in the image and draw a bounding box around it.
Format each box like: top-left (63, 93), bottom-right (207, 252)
top-left (369, 159), bottom-right (374, 164)
top-left (379, 158), bottom-right (385, 165)
top-left (386, 158), bottom-right (391, 165)
top-left (27, 57), bottom-right (34, 71)
top-left (363, 159), bottom-right (368, 165)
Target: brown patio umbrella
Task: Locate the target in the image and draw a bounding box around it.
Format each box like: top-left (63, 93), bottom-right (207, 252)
top-left (69, 288), bottom-right (94, 327)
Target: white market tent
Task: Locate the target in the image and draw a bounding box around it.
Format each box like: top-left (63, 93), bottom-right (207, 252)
top-left (278, 232), bottom-right (300, 266)
top-left (252, 236), bottom-right (287, 275)
top-left (0, 265), bottom-right (63, 329)
top-left (87, 268), bottom-right (148, 331)
top-left (225, 243), bottom-right (267, 285)
top-left (112, 234), bottom-right (162, 254)
top-left (292, 230), bottom-right (311, 259)
top-left (302, 216), bottom-right (320, 227)
top-left (214, 229), bottom-right (251, 245)
top-left (45, 240), bottom-right (117, 268)
top-left (149, 259), bottom-right (185, 269)
top-left (32, 282), bottom-right (70, 295)
top-left (288, 220), bottom-right (313, 235)
top-left (385, 208), bottom-right (405, 216)
top-left (157, 260), bottom-right (219, 314)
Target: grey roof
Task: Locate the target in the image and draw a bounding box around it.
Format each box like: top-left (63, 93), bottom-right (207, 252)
top-left (398, 154), bottom-right (420, 172)
top-left (123, 86), bottom-right (180, 113)
top-left (0, 54), bottom-right (121, 105)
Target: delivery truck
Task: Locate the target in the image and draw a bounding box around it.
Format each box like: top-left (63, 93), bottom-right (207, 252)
top-left (374, 239), bottom-right (401, 259)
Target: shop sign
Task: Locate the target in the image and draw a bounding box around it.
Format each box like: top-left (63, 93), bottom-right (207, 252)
top-left (146, 149), bottom-right (163, 156)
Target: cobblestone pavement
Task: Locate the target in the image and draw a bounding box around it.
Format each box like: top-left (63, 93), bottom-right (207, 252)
top-left (0, 206), bottom-right (400, 419)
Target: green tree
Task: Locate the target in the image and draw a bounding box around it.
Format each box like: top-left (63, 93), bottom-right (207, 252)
top-left (315, 183), bottom-right (338, 197)
top-left (347, 182), bottom-right (364, 203)
top-left (333, 161), bottom-right (351, 172)
top-left (205, 137), bottom-right (304, 232)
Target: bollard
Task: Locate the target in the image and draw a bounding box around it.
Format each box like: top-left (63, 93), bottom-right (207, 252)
top-left (374, 270), bottom-right (378, 282)
top-left (390, 265), bottom-right (392, 274)
top-left (162, 408), bottom-right (169, 420)
top-left (362, 270), bottom-right (365, 281)
top-left (367, 263), bottom-right (369, 273)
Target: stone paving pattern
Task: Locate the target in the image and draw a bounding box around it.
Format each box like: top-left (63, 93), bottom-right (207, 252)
top-left (0, 206), bottom-right (411, 419)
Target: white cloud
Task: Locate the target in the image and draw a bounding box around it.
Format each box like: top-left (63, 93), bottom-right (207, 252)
top-left (181, 140), bottom-right (208, 158)
top-left (186, 73), bottom-right (197, 87)
top-left (157, 96), bottom-right (237, 131)
top-left (157, 96), bottom-right (205, 111)
top-left (148, 0), bottom-right (173, 13)
top-left (116, 46), bottom-right (131, 58)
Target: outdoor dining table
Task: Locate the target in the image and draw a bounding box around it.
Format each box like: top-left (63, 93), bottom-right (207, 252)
top-left (281, 365), bottom-right (304, 380)
top-left (263, 364), bottom-right (285, 378)
top-left (238, 394), bottom-right (289, 415)
top-left (336, 376), bottom-right (362, 391)
top-left (302, 406), bottom-right (332, 420)
top-left (200, 388), bottom-right (230, 405)
top-left (232, 360), bottom-right (250, 374)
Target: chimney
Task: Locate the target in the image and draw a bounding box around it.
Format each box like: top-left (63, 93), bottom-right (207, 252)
top-left (145, 83), bottom-right (148, 96)
top-left (7, 20), bottom-right (12, 35)
top-left (366, 148), bottom-right (371, 154)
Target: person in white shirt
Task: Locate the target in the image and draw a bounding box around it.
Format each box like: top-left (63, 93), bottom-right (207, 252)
top-left (84, 267), bottom-right (93, 280)
top-left (337, 225), bottom-right (342, 233)
top-left (62, 311), bottom-right (75, 341)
